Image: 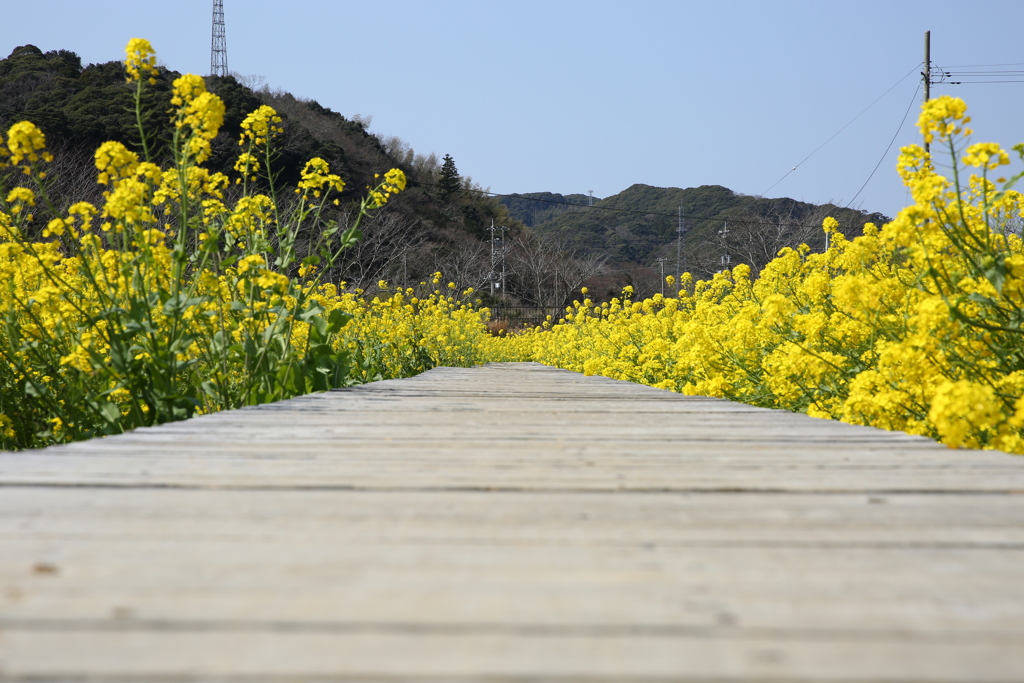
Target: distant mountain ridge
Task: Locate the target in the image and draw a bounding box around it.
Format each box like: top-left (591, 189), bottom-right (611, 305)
top-left (500, 183), bottom-right (889, 276)
top-left (499, 192), bottom-right (594, 227)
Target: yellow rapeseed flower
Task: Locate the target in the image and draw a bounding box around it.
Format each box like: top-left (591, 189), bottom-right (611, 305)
top-left (171, 75), bottom-right (225, 163)
top-left (6, 121), bottom-right (51, 166)
top-left (94, 141), bottom-right (139, 185)
top-left (124, 38), bottom-right (158, 83)
top-left (239, 105), bottom-right (283, 148)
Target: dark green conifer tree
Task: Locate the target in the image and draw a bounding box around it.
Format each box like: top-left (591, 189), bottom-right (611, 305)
top-left (438, 153), bottom-right (461, 200)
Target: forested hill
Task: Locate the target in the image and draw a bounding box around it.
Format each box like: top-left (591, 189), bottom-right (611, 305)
top-left (501, 183), bottom-right (890, 276)
top-left (1, 43), bottom-right (891, 297)
top-left (0, 45), bottom-right (389, 201)
top-left (0, 44), bottom-right (521, 279)
top-left (499, 192), bottom-right (593, 227)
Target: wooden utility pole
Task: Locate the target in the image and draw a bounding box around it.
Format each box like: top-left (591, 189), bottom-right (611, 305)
top-left (675, 203), bottom-right (685, 292)
top-left (923, 30), bottom-right (931, 155)
top-left (489, 220), bottom-right (508, 299)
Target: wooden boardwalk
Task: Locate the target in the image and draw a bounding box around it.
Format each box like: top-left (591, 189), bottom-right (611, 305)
top-left (2, 362), bottom-right (1024, 682)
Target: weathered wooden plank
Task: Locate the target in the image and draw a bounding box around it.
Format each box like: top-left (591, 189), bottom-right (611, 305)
top-left (3, 631), bottom-right (1024, 682)
top-left (5, 489), bottom-right (1024, 547)
top-left (3, 453), bottom-right (1021, 492)
top-left (4, 630), bottom-right (1024, 682)
top-left (1, 363), bottom-right (1023, 681)
top-left (2, 491), bottom-right (1024, 634)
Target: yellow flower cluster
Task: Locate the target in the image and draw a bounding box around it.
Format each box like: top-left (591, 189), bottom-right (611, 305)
top-left (124, 38), bottom-right (158, 84)
top-left (239, 105), bottom-right (283, 148)
top-left (95, 141), bottom-right (140, 185)
top-left (918, 95), bottom-right (971, 144)
top-left (234, 153), bottom-right (261, 183)
top-left (0, 414), bottom-right (15, 439)
top-left (171, 75), bottom-right (225, 164)
top-left (367, 168), bottom-right (407, 208)
top-left (298, 158), bottom-right (345, 198)
top-left (6, 121), bottom-right (53, 171)
top-left (323, 281), bottom-right (488, 382)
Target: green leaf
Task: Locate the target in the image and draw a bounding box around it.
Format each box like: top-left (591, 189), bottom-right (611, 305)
top-left (297, 300), bottom-right (326, 322)
top-left (340, 227), bottom-right (361, 248)
top-left (200, 380), bottom-right (220, 399)
top-left (162, 294), bottom-right (206, 317)
top-left (98, 401), bottom-right (121, 425)
top-left (309, 315), bottom-right (328, 342)
top-left (326, 309), bottom-right (352, 334)
top-left (982, 256), bottom-right (1007, 294)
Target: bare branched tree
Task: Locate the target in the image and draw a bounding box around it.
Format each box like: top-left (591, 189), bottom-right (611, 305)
top-left (324, 209), bottom-right (424, 290)
top-left (232, 73), bottom-right (266, 91)
top-left (689, 202), bottom-right (844, 278)
top-left (428, 229), bottom-right (493, 293)
top-left (46, 141), bottom-right (105, 209)
top-left (379, 135), bottom-right (440, 181)
top-left (507, 232), bottom-right (607, 307)
top-left (0, 141), bottom-right (104, 237)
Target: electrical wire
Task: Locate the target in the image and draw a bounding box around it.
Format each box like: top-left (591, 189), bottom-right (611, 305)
top-left (761, 62), bottom-right (921, 197)
top-left (406, 66), bottom-right (935, 228)
top-left (938, 67), bottom-right (1024, 84)
top-left (760, 63), bottom-right (923, 197)
top-left (945, 70), bottom-right (1024, 75)
top-left (942, 62), bottom-right (1024, 68)
top-left (398, 58), bottom-right (1019, 232)
top-left (847, 82), bottom-right (921, 209)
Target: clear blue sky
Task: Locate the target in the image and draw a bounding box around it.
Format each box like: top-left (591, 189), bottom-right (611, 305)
top-left (6, 0), bottom-right (1024, 219)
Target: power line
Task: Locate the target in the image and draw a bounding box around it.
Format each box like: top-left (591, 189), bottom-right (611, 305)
top-left (847, 82), bottom-right (921, 209)
top-left (399, 63), bottom-right (953, 231)
top-left (597, 263), bottom-right (673, 276)
top-left (943, 62), bottom-right (1024, 68)
top-left (945, 70), bottom-right (1024, 75)
top-left (930, 66), bottom-right (1024, 85)
top-left (947, 80), bottom-right (1024, 84)
top-left (761, 63), bottom-right (922, 197)
top-left (402, 66), bottom-right (939, 230)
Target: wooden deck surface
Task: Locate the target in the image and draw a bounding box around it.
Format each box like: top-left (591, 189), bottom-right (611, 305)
top-left (2, 362), bottom-right (1023, 682)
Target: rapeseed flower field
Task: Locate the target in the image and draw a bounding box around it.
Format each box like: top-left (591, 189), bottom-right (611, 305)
top-left (2, 39), bottom-right (1022, 454)
top-left (484, 96), bottom-right (1024, 453)
top-left (0, 39), bottom-right (485, 449)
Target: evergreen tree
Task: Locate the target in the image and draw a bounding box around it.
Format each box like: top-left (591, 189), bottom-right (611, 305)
top-left (438, 153), bottom-right (460, 200)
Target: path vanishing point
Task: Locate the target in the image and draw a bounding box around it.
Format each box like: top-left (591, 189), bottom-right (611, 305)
top-left (2, 362), bottom-right (1024, 681)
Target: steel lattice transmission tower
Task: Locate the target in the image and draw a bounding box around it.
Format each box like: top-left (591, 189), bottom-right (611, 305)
top-left (211, 0), bottom-right (228, 77)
